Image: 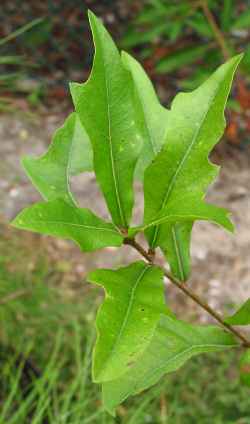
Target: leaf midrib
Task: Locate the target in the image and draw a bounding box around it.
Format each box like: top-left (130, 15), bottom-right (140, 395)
top-left (133, 80), bottom-right (157, 157)
top-left (102, 265), bottom-right (150, 374)
top-left (171, 226), bottom-right (185, 281)
top-left (150, 83), bottom-right (221, 247)
top-left (104, 59), bottom-right (126, 228)
top-left (66, 118), bottom-right (77, 206)
top-left (17, 219), bottom-right (119, 234)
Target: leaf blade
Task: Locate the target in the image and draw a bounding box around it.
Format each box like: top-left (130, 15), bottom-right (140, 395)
top-left (122, 51), bottom-right (169, 179)
top-left (144, 55), bottom-right (241, 280)
top-left (71, 12), bottom-right (142, 227)
top-left (87, 261), bottom-right (165, 382)
top-left (103, 314), bottom-right (238, 415)
top-left (224, 299), bottom-right (250, 325)
top-left (22, 113), bottom-right (92, 206)
top-left (11, 199), bottom-right (123, 251)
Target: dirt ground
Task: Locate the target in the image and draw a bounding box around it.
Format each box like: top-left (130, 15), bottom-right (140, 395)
top-left (0, 111), bottom-right (250, 323)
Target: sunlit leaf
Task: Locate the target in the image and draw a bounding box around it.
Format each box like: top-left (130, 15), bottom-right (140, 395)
top-left (70, 11), bottom-right (142, 228)
top-left (144, 55), bottom-right (241, 280)
top-left (11, 199), bottom-right (123, 251)
top-left (122, 52), bottom-right (168, 179)
top-left (87, 261), bottom-right (165, 382)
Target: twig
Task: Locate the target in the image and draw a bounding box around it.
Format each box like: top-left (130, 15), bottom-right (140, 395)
top-left (201, 1), bottom-right (230, 61)
top-left (124, 238), bottom-right (250, 347)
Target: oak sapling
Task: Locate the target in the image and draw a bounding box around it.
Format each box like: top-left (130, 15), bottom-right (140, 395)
top-left (12, 10), bottom-right (250, 416)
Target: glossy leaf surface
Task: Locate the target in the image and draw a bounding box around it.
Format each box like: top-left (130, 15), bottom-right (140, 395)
top-left (87, 261), bottom-right (165, 382)
top-left (11, 199), bottom-right (123, 251)
top-left (71, 12), bottom-right (142, 227)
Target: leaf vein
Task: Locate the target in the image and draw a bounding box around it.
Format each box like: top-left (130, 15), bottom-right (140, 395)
top-left (151, 84), bottom-right (220, 247)
top-left (103, 265), bottom-right (150, 368)
top-left (104, 72), bottom-right (126, 227)
top-left (18, 219), bottom-right (119, 234)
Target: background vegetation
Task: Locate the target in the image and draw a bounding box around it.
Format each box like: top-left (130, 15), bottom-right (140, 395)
top-left (1, 1), bottom-right (250, 422)
top-left (1, 225), bottom-right (250, 423)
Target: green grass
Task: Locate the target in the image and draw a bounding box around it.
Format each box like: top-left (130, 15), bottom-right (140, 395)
top-left (0, 235), bottom-right (250, 423)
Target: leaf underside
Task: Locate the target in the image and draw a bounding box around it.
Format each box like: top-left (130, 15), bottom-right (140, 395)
top-left (87, 261), bottom-right (165, 382)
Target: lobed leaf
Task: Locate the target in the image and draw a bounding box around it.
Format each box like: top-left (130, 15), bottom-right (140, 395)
top-left (22, 113), bottom-right (92, 206)
top-left (143, 196), bottom-right (233, 231)
top-left (103, 314), bottom-right (238, 415)
top-left (224, 299), bottom-right (250, 326)
top-left (144, 55), bottom-right (242, 281)
top-left (11, 199), bottom-right (123, 251)
top-left (70, 11), bottom-right (143, 228)
top-left (87, 261), bottom-right (165, 382)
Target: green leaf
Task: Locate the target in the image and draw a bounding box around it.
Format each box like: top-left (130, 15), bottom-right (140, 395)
top-left (87, 261), bottom-right (165, 382)
top-left (144, 55), bottom-right (241, 280)
top-left (188, 13), bottom-right (213, 37)
top-left (156, 45), bottom-right (211, 74)
top-left (240, 349), bottom-right (250, 387)
top-left (241, 45), bottom-right (250, 74)
top-left (233, 9), bottom-right (250, 30)
top-left (157, 222), bottom-right (192, 282)
top-left (221, 0), bottom-right (233, 31)
top-left (11, 199), bottom-right (123, 251)
top-left (102, 314), bottom-right (238, 415)
top-left (22, 113), bottom-right (93, 206)
top-left (224, 299), bottom-right (250, 325)
top-left (121, 23), bottom-right (169, 49)
top-left (70, 11), bottom-right (142, 228)
top-left (122, 52), bottom-right (169, 179)
top-left (143, 196), bottom-right (233, 231)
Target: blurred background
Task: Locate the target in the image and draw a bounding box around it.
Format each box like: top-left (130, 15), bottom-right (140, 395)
top-left (0, 1), bottom-right (250, 422)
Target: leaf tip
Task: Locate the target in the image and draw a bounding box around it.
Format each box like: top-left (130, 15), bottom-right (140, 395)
top-left (224, 53), bottom-right (244, 77)
top-left (225, 213), bottom-right (235, 233)
top-left (87, 9), bottom-right (99, 28)
top-left (231, 52), bottom-right (244, 64)
top-left (10, 212), bottom-right (24, 229)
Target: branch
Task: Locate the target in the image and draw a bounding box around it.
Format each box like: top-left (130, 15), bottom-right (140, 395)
top-left (201, 1), bottom-right (231, 61)
top-left (124, 238), bottom-right (250, 347)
